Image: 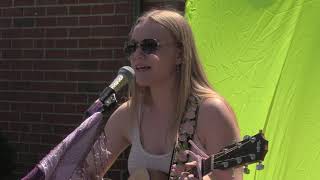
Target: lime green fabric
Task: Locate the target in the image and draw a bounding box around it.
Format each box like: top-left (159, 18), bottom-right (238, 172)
top-left (185, 0), bottom-right (320, 179)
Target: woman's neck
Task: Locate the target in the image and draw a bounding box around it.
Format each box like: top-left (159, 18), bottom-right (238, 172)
top-left (148, 78), bottom-right (178, 114)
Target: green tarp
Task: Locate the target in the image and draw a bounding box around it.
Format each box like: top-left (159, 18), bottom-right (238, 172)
top-left (185, 0), bottom-right (320, 179)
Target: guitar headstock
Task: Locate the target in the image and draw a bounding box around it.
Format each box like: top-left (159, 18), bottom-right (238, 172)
top-left (202, 130), bottom-right (268, 174)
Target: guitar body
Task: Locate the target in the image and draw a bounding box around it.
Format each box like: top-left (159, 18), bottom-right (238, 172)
top-left (128, 168), bottom-right (150, 180)
top-left (128, 168), bottom-right (169, 180)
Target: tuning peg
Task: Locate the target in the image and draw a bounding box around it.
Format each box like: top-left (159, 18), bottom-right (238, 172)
top-left (256, 161), bottom-right (264, 170)
top-left (243, 165), bottom-right (250, 174)
top-left (243, 135), bottom-right (251, 140)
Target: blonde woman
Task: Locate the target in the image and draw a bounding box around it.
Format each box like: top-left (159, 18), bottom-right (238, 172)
top-left (100, 9), bottom-right (243, 180)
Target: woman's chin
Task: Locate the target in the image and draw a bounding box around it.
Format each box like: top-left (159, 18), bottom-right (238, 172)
top-left (135, 80), bottom-right (152, 87)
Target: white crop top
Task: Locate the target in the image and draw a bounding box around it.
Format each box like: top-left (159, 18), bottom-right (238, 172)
top-left (127, 123), bottom-right (173, 175)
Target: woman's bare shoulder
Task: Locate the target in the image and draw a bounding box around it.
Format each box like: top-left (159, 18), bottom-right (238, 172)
top-left (196, 96), bottom-right (240, 153)
top-left (105, 100), bottom-right (135, 139)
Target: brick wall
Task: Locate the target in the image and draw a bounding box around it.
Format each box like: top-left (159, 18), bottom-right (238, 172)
top-left (0, 0), bottom-right (185, 179)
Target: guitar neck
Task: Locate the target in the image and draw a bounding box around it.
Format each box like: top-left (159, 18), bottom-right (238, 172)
top-left (189, 132), bottom-right (268, 177)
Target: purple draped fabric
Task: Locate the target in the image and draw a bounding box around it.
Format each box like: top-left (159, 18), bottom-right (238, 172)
top-left (21, 112), bottom-right (110, 180)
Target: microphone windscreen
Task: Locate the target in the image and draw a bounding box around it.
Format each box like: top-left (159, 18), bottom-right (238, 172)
top-left (118, 66), bottom-right (135, 82)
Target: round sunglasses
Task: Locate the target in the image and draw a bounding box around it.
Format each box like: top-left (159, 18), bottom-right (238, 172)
top-left (124, 39), bottom-right (182, 57)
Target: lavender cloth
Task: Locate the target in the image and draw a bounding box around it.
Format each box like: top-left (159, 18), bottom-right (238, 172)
top-left (21, 112), bottom-right (110, 180)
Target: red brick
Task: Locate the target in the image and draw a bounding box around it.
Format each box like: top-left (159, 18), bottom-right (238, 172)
top-left (18, 152), bottom-right (39, 163)
top-left (44, 71), bottom-right (68, 81)
top-left (0, 39), bottom-right (11, 48)
top-left (57, 17), bottom-right (78, 26)
top-left (0, 121), bottom-right (9, 130)
top-left (3, 29), bottom-right (23, 38)
top-left (0, 112), bottom-right (19, 121)
top-left (114, 26), bottom-right (131, 36)
top-left (54, 104), bottom-right (77, 113)
top-left (23, 7), bottom-right (46, 16)
top-left (23, 50), bottom-right (44, 58)
top-left (31, 124), bottom-right (53, 134)
top-left (99, 60), bottom-right (128, 71)
top-left (70, 6), bottom-right (91, 15)
top-left (75, 61), bottom-right (99, 70)
top-left (20, 113), bottom-right (42, 122)
top-left (78, 0), bottom-right (108, 3)
top-left (46, 6), bottom-right (68, 16)
top-left (0, 70), bottom-right (20, 80)
top-left (0, 102), bottom-right (10, 111)
top-left (29, 144), bottom-right (53, 153)
top-left (8, 60), bottom-right (33, 69)
top-left (0, 61), bottom-right (9, 69)
top-left (68, 71), bottom-right (113, 81)
top-left (101, 37), bottom-right (126, 48)
top-left (14, 0), bottom-right (35, 6)
top-left (9, 122), bottom-right (32, 132)
top-left (2, 50), bottom-right (23, 59)
top-left (12, 142), bottom-right (29, 152)
top-left (2, 132), bottom-right (20, 142)
top-left (3, 8), bottom-right (24, 17)
top-left (113, 49), bottom-right (125, 58)
top-left (56, 39), bottom-right (78, 48)
top-left (20, 133), bottom-right (41, 143)
top-left (11, 39), bottom-right (33, 48)
top-left (0, 0), bottom-right (12, 7)
top-left (79, 39), bottom-right (101, 48)
top-left (0, 81), bottom-right (9, 90)
top-left (42, 113), bottom-right (83, 125)
top-left (20, 71), bottom-right (44, 81)
top-left (91, 27), bottom-right (115, 37)
top-left (90, 49), bottom-right (113, 59)
top-left (30, 82), bottom-right (76, 92)
top-left (45, 49), bottom-right (67, 58)
top-left (115, 3), bottom-right (130, 14)
top-left (79, 16), bottom-right (102, 26)
top-left (35, 39), bottom-right (55, 48)
top-left (23, 28), bottom-right (45, 38)
top-left (36, 0), bottom-right (57, 5)
top-left (12, 103), bottom-right (53, 113)
top-left (57, 0), bottom-right (77, 4)
top-left (46, 28), bottom-right (67, 37)
top-left (36, 17), bottom-right (57, 27)
top-left (102, 15), bottom-right (126, 25)
top-left (0, 18), bottom-right (12, 27)
top-left (65, 94), bottom-right (87, 103)
top-left (0, 91), bottom-right (65, 103)
top-left (40, 134), bottom-right (63, 145)
top-left (69, 28), bottom-right (90, 37)
top-left (67, 49), bottom-right (90, 59)
top-left (8, 81), bottom-right (31, 91)
top-left (78, 83), bottom-right (106, 93)
top-left (91, 4), bottom-right (114, 14)
top-left (33, 61), bottom-right (73, 70)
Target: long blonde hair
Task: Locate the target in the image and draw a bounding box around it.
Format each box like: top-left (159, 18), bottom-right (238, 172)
top-left (127, 9), bottom-right (219, 137)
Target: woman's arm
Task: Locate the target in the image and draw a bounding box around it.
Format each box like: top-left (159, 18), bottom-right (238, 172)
top-left (84, 102), bottom-right (132, 178)
top-left (196, 97), bottom-right (243, 180)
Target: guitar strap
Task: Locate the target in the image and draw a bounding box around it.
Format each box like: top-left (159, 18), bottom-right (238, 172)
top-left (168, 95), bottom-right (201, 179)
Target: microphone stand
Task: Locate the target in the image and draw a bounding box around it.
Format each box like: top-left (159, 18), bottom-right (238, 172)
top-left (22, 94), bottom-right (118, 180)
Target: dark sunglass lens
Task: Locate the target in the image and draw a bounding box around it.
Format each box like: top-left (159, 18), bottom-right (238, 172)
top-left (124, 42), bottom-right (137, 56)
top-left (141, 39), bottom-right (159, 54)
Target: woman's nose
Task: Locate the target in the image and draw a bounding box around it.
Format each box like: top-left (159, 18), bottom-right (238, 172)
top-left (131, 47), bottom-right (145, 60)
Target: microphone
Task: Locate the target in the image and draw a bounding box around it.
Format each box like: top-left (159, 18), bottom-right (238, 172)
top-left (84, 66), bottom-right (135, 118)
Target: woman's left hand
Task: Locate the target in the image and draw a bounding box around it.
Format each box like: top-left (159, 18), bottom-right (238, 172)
top-left (173, 140), bottom-right (211, 180)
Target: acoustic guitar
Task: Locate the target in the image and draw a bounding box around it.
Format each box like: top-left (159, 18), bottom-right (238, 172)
top-left (129, 130), bottom-right (268, 179)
